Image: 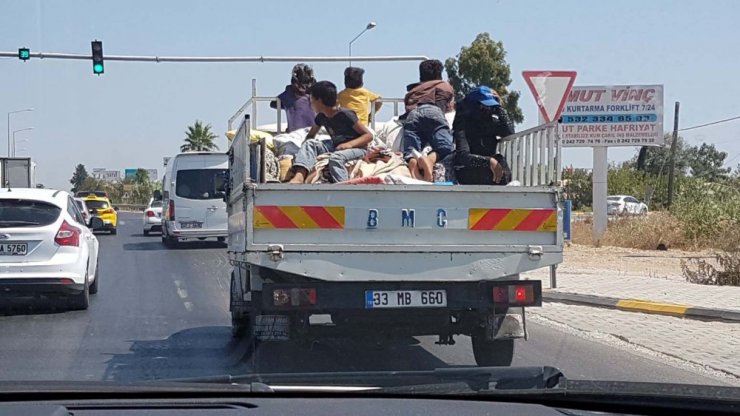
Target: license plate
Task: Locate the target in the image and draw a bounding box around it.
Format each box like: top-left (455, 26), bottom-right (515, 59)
top-left (180, 221), bottom-right (203, 229)
top-left (0, 243), bottom-right (28, 256)
top-left (365, 290), bottom-right (447, 309)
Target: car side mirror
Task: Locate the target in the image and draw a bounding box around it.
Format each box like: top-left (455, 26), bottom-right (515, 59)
top-left (90, 217), bottom-right (104, 230)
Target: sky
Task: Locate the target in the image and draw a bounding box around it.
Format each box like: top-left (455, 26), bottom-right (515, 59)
top-left (2, 0), bottom-right (740, 190)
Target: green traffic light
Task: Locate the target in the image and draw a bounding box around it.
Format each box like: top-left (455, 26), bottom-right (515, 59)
top-left (93, 63), bottom-right (104, 74)
top-left (18, 48), bottom-right (30, 61)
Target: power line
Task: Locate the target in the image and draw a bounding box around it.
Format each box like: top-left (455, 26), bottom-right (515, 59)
top-left (679, 115), bottom-right (740, 132)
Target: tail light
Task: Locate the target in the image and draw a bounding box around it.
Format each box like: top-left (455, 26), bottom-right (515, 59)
top-left (55, 221), bottom-right (81, 247)
top-left (273, 288), bottom-right (317, 307)
top-left (146, 210), bottom-right (155, 217)
top-left (492, 282), bottom-right (540, 306)
top-left (168, 201), bottom-right (175, 220)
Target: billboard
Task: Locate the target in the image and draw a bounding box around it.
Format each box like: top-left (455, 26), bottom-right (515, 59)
top-left (124, 168), bottom-right (138, 179)
top-left (559, 85), bottom-right (664, 147)
top-left (92, 170), bottom-right (121, 182)
top-left (124, 168), bottom-right (158, 181)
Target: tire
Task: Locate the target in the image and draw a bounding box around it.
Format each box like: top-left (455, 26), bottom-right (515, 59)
top-left (89, 260), bottom-right (99, 295)
top-left (69, 274), bottom-right (90, 310)
top-left (640, 208), bottom-right (647, 216)
top-left (471, 332), bottom-right (514, 367)
top-left (110, 228), bottom-right (117, 235)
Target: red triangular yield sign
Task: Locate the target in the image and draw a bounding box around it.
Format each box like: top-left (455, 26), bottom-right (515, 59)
top-left (522, 71), bottom-right (577, 123)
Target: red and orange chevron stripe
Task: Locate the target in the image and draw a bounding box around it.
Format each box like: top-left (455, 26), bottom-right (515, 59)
top-left (468, 208), bottom-right (557, 232)
top-left (253, 205), bottom-right (345, 229)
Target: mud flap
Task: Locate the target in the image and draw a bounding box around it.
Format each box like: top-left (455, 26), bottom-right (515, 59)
top-left (485, 307), bottom-right (527, 341)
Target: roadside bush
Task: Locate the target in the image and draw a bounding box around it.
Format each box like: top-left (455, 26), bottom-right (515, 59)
top-left (682, 252), bottom-right (740, 286)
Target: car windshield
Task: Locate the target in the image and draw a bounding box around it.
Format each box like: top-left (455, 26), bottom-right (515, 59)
top-left (1, 0), bottom-right (738, 405)
top-left (175, 169), bottom-right (226, 200)
top-left (0, 199), bottom-right (60, 227)
top-left (85, 200), bottom-right (109, 210)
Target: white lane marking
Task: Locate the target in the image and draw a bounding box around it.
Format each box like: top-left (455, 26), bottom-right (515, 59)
top-left (119, 221), bottom-right (126, 226)
top-left (174, 279), bottom-right (192, 311)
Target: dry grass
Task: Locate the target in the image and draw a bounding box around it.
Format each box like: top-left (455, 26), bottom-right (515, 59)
top-left (571, 212), bottom-right (687, 250)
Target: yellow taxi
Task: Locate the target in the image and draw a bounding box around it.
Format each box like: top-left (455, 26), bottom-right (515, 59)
top-left (77, 191), bottom-right (118, 234)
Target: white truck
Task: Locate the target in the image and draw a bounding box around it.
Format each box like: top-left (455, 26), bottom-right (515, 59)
top-left (226, 114), bottom-right (563, 366)
top-left (1, 157), bottom-right (36, 188)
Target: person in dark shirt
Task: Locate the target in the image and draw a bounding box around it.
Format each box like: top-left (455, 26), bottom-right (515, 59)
top-left (453, 86), bottom-right (515, 185)
top-left (288, 81), bottom-right (373, 184)
top-left (401, 59), bottom-right (456, 181)
top-left (270, 64), bottom-right (317, 133)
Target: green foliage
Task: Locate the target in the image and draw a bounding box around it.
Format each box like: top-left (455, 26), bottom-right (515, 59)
top-left (562, 168), bottom-right (592, 210)
top-left (444, 33), bottom-right (523, 124)
top-left (688, 143), bottom-right (731, 181)
top-left (181, 120), bottom-right (219, 152)
top-left (69, 164), bottom-right (88, 193)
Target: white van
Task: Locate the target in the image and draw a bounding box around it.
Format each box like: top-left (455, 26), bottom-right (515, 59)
top-left (161, 152), bottom-right (228, 248)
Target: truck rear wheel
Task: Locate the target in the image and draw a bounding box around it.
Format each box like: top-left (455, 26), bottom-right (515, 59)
top-left (471, 332), bottom-right (514, 367)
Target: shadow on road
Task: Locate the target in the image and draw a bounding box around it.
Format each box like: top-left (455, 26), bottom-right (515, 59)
top-left (103, 326), bottom-right (450, 382)
top-left (0, 297), bottom-right (79, 317)
top-left (123, 240), bottom-right (227, 252)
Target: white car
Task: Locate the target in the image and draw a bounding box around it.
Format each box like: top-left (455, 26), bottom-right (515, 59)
top-left (0, 188), bottom-right (101, 310)
top-left (161, 152), bottom-right (228, 247)
top-left (607, 195), bottom-right (648, 216)
top-left (73, 197), bottom-right (92, 227)
top-left (143, 199), bottom-right (163, 236)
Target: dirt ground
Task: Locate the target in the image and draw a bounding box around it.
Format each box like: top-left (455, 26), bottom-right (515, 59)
top-left (559, 243), bottom-right (715, 282)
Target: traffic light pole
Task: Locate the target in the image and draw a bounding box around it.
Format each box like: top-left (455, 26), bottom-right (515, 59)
top-left (0, 51), bottom-right (427, 63)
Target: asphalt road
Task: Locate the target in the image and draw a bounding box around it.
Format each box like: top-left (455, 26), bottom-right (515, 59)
top-left (0, 213), bottom-right (729, 387)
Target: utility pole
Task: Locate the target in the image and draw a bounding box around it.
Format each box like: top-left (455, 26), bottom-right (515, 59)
top-left (667, 101), bottom-right (680, 209)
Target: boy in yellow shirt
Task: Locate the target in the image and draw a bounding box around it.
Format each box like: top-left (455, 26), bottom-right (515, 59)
top-left (338, 67), bottom-right (382, 126)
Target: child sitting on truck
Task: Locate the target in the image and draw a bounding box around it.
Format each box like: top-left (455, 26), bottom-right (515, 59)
top-left (338, 67), bottom-right (382, 126)
top-left (288, 81), bottom-right (374, 184)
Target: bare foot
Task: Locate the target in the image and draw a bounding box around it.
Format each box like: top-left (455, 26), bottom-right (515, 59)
top-left (490, 158), bottom-right (504, 183)
top-left (288, 168), bottom-right (307, 184)
top-left (418, 156), bottom-right (434, 182)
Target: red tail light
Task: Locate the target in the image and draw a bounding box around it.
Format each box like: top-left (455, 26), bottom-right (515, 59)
top-left (492, 283), bottom-right (538, 306)
top-left (55, 220), bottom-right (81, 247)
top-left (146, 210), bottom-right (155, 217)
top-left (168, 201), bottom-right (175, 220)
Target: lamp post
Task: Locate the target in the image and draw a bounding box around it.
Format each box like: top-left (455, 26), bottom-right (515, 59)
top-left (13, 127), bottom-right (33, 157)
top-left (348, 22), bottom-right (377, 67)
top-left (7, 108), bottom-right (34, 157)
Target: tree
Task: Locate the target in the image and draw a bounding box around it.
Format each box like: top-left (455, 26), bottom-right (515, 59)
top-left (631, 134), bottom-right (691, 177)
top-left (133, 168), bottom-right (150, 185)
top-left (69, 164), bottom-right (88, 193)
top-left (687, 143), bottom-right (730, 182)
top-left (445, 33), bottom-right (524, 123)
top-left (181, 120), bottom-right (218, 152)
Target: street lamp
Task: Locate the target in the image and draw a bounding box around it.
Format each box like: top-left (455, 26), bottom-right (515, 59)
top-left (348, 21), bottom-right (377, 67)
top-left (7, 108), bottom-right (34, 157)
top-left (12, 127), bottom-right (33, 157)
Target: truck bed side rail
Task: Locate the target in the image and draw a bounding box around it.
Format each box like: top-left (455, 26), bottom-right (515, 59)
top-left (499, 121), bottom-right (561, 187)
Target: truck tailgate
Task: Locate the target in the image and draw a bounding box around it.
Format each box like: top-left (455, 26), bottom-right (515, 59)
top-left (228, 184), bottom-right (562, 281)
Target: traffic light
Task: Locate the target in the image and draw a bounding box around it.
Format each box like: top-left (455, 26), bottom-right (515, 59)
top-left (18, 48), bottom-right (30, 61)
top-left (91, 40), bottom-right (104, 75)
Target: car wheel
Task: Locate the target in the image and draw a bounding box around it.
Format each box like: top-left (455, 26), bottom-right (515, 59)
top-left (640, 208), bottom-right (647, 216)
top-left (89, 260), bottom-right (100, 295)
top-left (69, 274), bottom-right (90, 310)
top-left (110, 228), bottom-right (117, 235)
top-left (471, 331), bottom-right (514, 367)
top-left (143, 229), bottom-right (149, 236)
